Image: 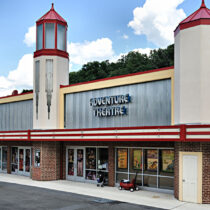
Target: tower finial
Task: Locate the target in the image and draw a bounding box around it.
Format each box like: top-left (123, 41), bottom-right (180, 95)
top-left (201, 0), bottom-right (206, 8)
top-left (51, 3), bottom-right (54, 10)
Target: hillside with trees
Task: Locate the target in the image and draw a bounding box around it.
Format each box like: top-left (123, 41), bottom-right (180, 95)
top-left (21, 44), bottom-right (174, 93)
top-left (69, 44), bottom-right (174, 85)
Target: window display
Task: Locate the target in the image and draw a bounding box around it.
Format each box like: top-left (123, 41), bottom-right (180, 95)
top-left (2, 147), bottom-right (7, 171)
top-left (97, 148), bottom-right (108, 171)
top-left (161, 150), bottom-right (174, 173)
top-left (84, 147), bottom-right (108, 181)
top-left (116, 147), bottom-right (174, 190)
top-left (68, 149), bottom-right (74, 175)
top-left (11, 147), bottom-right (18, 172)
top-left (147, 150), bottom-right (158, 171)
top-left (86, 148), bottom-right (96, 169)
top-left (0, 148), bottom-right (1, 169)
top-left (117, 148), bottom-right (127, 169)
top-left (86, 170), bottom-right (96, 180)
top-left (35, 149), bottom-right (40, 167)
top-left (19, 149), bottom-right (24, 171)
top-left (77, 149), bottom-right (83, 177)
top-left (133, 149), bottom-right (142, 170)
top-left (25, 149), bottom-right (31, 172)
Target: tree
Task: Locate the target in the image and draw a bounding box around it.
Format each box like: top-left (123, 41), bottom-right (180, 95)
top-left (69, 44), bottom-right (174, 84)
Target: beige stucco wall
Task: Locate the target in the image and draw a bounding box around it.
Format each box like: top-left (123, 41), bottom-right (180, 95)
top-left (175, 25), bottom-right (210, 124)
top-left (33, 55), bottom-right (69, 129)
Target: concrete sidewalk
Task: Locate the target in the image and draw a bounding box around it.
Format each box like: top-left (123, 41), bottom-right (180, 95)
top-left (0, 173), bottom-right (209, 210)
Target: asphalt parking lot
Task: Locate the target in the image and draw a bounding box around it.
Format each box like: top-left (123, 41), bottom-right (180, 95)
top-left (0, 182), bottom-right (164, 210)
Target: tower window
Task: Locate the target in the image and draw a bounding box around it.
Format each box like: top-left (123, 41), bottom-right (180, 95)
top-left (37, 24), bottom-right (43, 50)
top-left (57, 24), bottom-right (66, 51)
top-left (45, 23), bottom-right (55, 49)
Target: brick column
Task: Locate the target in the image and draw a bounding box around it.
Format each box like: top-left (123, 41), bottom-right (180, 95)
top-left (7, 145), bottom-right (11, 174)
top-left (108, 145), bottom-right (115, 186)
top-left (174, 142), bottom-right (180, 199)
top-left (32, 142), bottom-right (60, 181)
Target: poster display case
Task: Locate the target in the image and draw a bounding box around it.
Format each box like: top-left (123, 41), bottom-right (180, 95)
top-left (116, 147), bottom-right (174, 190)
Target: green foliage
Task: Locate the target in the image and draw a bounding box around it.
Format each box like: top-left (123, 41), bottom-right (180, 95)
top-left (21, 89), bottom-right (33, 93)
top-left (69, 44), bottom-right (174, 85)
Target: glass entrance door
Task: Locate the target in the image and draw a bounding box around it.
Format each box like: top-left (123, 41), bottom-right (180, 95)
top-left (18, 148), bottom-right (31, 176)
top-left (67, 147), bottom-right (85, 181)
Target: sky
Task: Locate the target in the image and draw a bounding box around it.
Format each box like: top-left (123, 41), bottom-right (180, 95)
top-left (0, 0), bottom-right (207, 96)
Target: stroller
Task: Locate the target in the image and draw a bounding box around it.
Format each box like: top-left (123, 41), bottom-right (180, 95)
top-left (97, 172), bottom-right (105, 187)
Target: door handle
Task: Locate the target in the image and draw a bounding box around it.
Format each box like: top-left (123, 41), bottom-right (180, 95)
top-left (182, 179), bottom-right (185, 182)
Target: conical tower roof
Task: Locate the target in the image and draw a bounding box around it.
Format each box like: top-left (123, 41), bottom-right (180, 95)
top-left (37, 3), bottom-right (67, 24)
top-left (175, 0), bottom-right (210, 35)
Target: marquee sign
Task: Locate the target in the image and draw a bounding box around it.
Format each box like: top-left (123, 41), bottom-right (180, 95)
top-left (90, 94), bottom-right (131, 117)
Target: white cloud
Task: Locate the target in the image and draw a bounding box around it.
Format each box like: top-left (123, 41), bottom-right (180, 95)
top-left (128, 0), bottom-right (186, 47)
top-left (68, 38), bottom-right (114, 69)
top-left (110, 47), bottom-right (153, 63)
top-left (133, 47), bottom-right (152, 55)
top-left (24, 25), bottom-right (36, 47)
top-left (123, 34), bottom-right (129, 39)
top-left (0, 54), bottom-right (33, 97)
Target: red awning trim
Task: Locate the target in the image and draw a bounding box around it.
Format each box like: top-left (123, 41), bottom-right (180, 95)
top-left (0, 125), bottom-right (210, 142)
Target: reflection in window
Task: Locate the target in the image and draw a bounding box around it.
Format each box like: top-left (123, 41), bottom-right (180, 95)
top-left (25, 149), bottom-right (31, 172)
top-left (57, 24), bottom-right (66, 51)
top-left (37, 24), bottom-right (43, 50)
top-left (35, 149), bottom-right (40, 167)
top-left (0, 148), bottom-right (1, 169)
top-left (115, 148), bottom-right (174, 190)
top-left (117, 148), bottom-right (128, 171)
top-left (68, 149), bottom-right (74, 176)
top-left (11, 147), bottom-right (18, 172)
top-left (98, 148), bottom-right (108, 171)
top-left (2, 147), bottom-right (7, 171)
top-left (77, 149), bottom-right (83, 177)
top-left (86, 148), bottom-right (96, 169)
top-left (45, 23), bottom-right (55, 49)
top-left (85, 148), bottom-right (108, 181)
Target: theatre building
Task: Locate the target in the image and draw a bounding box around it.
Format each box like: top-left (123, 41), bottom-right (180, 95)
top-left (0, 1), bottom-right (210, 204)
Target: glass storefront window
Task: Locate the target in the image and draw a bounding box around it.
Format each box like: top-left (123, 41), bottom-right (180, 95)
top-left (146, 149), bottom-right (158, 172)
top-left (0, 148), bottom-right (1, 169)
top-left (11, 147), bottom-right (18, 172)
top-left (158, 177), bottom-right (174, 190)
top-left (97, 148), bottom-right (108, 171)
top-left (77, 149), bottom-right (83, 177)
top-left (2, 147), bottom-right (7, 171)
top-left (159, 150), bottom-right (174, 176)
top-left (19, 149), bottom-right (24, 171)
top-left (117, 148), bottom-right (128, 172)
top-left (67, 149), bottom-right (74, 176)
top-left (143, 175), bottom-right (157, 188)
top-left (86, 148), bottom-right (96, 169)
top-left (35, 149), bottom-right (40, 167)
top-left (115, 147), bottom-right (174, 190)
top-left (86, 170), bottom-right (96, 180)
top-left (85, 147), bottom-right (108, 181)
top-left (116, 173), bottom-right (128, 183)
top-left (129, 148), bottom-right (142, 173)
top-left (25, 149), bottom-right (31, 172)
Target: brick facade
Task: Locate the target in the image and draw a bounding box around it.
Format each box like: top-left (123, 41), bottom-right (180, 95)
top-left (174, 142), bottom-right (210, 204)
top-left (32, 142), bottom-right (61, 181)
top-left (1, 140), bottom-right (210, 203)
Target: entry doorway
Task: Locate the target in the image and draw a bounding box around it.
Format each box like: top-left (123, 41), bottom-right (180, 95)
top-left (179, 152), bottom-right (202, 203)
top-left (66, 147), bottom-right (85, 181)
top-left (11, 147), bottom-right (31, 176)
